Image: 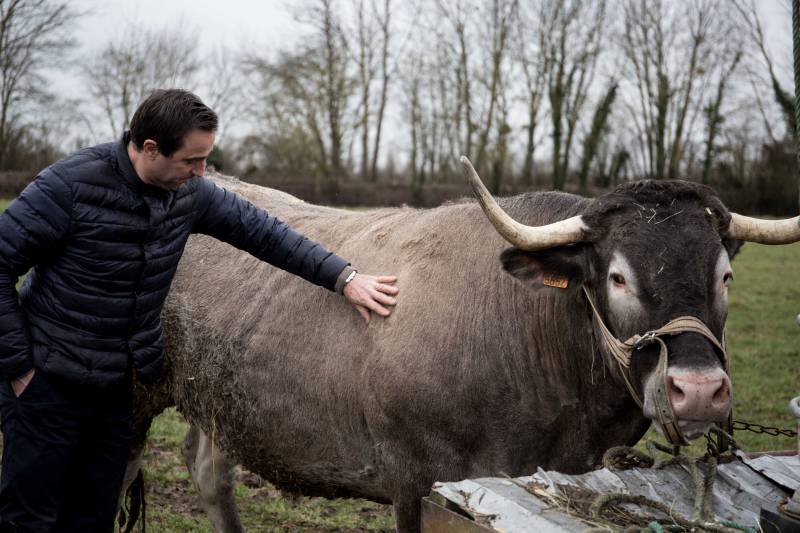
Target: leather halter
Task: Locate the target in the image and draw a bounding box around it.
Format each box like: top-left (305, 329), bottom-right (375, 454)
top-left (582, 287), bottom-right (731, 446)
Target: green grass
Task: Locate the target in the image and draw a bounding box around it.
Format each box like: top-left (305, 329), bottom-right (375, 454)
top-left (724, 243), bottom-right (800, 451)
top-left (2, 197), bottom-right (798, 530)
top-left (0, 199), bottom-right (9, 211)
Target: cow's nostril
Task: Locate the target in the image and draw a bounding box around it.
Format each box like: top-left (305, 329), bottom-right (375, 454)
top-left (667, 376), bottom-right (685, 402)
top-left (711, 379), bottom-right (730, 408)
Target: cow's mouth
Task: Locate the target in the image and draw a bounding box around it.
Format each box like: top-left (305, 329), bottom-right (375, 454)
top-left (654, 420), bottom-right (711, 441)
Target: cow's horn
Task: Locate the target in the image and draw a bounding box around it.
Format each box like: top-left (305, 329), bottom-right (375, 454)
top-left (460, 156), bottom-right (586, 251)
top-left (728, 213), bottom-right (800, 244)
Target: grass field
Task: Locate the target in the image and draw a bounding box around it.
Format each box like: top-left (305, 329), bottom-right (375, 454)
top-left (0, 198), bottom-right (798, 531)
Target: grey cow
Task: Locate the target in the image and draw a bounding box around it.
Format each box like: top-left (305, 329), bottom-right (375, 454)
top-left (122, 162), bottom-right (800, 532)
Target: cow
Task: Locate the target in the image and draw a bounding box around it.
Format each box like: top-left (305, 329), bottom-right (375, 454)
top-left (122, 159), bottom-right (800, 532)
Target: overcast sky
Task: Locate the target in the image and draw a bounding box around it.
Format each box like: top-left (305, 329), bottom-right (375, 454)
top-left (72, 0), bottom-right (297, 51)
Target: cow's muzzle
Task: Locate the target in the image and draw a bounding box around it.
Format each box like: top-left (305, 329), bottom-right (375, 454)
top-left (583, 287), bottom-right (730, 446)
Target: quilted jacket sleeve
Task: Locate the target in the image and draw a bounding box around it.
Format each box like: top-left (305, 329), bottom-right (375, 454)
top-left (192, 179), bottom-right (348, 291)
top-left (0, 169), bottom-right (72, 381)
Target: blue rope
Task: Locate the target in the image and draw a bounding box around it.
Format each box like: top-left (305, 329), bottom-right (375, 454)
top-left (643, 519), bottom-right (755, 533)
top-left (719, 519), bottom-right (757, 533)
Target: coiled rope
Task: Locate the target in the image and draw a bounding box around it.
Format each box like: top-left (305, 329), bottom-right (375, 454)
top-left (582, 443), bottom-right (757, 533)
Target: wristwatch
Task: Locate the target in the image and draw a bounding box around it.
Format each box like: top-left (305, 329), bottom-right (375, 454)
top-left (336, 266), bottom-right (358, 293)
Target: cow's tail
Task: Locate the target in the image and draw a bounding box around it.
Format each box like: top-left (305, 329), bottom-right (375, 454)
top-left (117, 468), bottom-right (146, 533)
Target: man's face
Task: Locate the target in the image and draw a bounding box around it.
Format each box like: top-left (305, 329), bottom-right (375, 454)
top-left (141, 129), bottom-right (215, 191)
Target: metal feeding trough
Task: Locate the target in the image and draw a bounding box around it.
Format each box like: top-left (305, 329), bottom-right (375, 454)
top-left (422, 397), bottom-right (800, 532)
top-left (421, 452), bottom-right (799, 532)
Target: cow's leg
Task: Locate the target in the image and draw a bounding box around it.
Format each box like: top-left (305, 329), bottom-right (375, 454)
top-left (392, 497), bottom-right (421, 533)
top-left (117, 449), bottom-right (145, 513)
top-left (117, 408), bottom-right (157, 531)
top-left (182, 425), bottom-right (244, 533)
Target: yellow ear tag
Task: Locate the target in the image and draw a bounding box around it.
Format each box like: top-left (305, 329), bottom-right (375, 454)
top-left (542, 273), bottom-right (569, 289)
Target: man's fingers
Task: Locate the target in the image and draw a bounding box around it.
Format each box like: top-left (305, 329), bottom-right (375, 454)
top-left (356, 305), bottom-right (371, 323)
top-left (366, 300), bottom-right (391, 317)
top-left (376, 276), bottom-right (398, 284)
top-left (371, 291), bottom-right (397, 306)
top-left (376, 283), bottom-right (399, 295)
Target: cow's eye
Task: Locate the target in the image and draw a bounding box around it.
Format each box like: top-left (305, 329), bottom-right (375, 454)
top-left (610, 273), bottom-right (626, 286)
top-left (723, 272), bottom-right (733, 287)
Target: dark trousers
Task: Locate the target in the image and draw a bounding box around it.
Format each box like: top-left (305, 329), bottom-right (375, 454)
top-left (0, 370), bottom-right (132, 533)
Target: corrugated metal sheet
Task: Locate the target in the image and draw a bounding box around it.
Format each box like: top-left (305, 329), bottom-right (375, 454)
top-left (429, 453), bottom-right (799, 532)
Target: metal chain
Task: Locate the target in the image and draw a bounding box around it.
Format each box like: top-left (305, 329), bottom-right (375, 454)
top-left (732, 420), bottom-right (798, 438)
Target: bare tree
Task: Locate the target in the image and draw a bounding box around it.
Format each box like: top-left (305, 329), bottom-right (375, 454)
top-left (577, 81), bottom-right (618, 191)
top-left (473, 0), bottom-right (517, 192)
top-left (701, 51), bottom-right (742, 184)
top-left (405, 0), bottom-right (518, 190)
top-left (516, 0), bottom-right (554, 187)
top-left (351, 0), bottom-right (378, 180)
top-left (0, 0), bottom-right (78, 169)
top-left (401, 3), bottom-right (457, 186)
top-left (733, 0), bottom-right (795, 136)
top-left (316, 0), bottom-right (350, 181)
top-left (544, 0), bottom-right (607, 189)
top-left (242, 48), bottom-right (331, 192)
top-left (369, 0), bottom-right (393, 182)
top-left (348, 0), bottom-right (394, 182)
top-left (200, 44), bottom-right (246, 144)
top-left (82, 21), bottom-right (200, 139)
top-left (434, 0), bottom-right (475, 163)
top-left (619, 0), bottom-right (739, 180)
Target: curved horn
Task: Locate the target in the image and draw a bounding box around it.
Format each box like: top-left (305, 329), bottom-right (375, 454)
top-left (728, 213), bottom-right (800, 244)
top-left (460, 156), bottom-right (587, 251)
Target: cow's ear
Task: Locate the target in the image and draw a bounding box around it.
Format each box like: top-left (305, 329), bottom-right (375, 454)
top-left (723, 238), bottom-right (743, 260)
top-left (500, 245), bottom-right (587, 291)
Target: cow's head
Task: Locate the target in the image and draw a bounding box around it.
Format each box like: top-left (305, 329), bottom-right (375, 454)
top-left (462, 157), bottom-right (800, 443)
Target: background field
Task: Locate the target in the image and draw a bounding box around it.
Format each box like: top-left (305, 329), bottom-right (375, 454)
top-left (0, 198), bottom-right (798, 531)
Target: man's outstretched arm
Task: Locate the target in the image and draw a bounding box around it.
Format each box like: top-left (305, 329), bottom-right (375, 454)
top-left (192, 179), bottom-right (399, 321)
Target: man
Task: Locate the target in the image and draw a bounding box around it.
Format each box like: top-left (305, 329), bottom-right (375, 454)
top-left (0, 89), bottom-right (399, 532)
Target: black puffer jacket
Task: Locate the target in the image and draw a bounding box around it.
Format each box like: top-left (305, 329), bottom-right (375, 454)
top-left (0, 134), bottom-right (349, 386)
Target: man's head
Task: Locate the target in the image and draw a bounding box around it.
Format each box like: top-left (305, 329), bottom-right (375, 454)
top-left (128, 89), bottom-right (218, 191)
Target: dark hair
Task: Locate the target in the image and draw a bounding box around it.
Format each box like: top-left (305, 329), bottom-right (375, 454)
top-left (129, 89), bottom-right (218, 157)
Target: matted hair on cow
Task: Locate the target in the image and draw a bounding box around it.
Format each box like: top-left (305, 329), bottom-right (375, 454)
top-left (129, 89), bottom-right (218, 157)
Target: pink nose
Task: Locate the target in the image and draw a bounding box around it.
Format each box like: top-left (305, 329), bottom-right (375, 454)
top-left (666, 367), bottom-right (732, 421)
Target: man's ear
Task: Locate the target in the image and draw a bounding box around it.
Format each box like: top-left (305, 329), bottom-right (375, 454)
top-left (142, 139), bottom-right (159, 159)
top-left (500, 244), bottom-right (588, 291)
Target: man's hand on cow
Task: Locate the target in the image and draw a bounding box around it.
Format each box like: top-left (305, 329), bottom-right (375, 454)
top-left (343, 274), bottom-right (399, 323)
top-left (10, 368), bottom-right (35, 398)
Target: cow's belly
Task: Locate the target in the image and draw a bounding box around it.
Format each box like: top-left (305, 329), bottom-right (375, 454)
top-left (165, 322), bottom-right (389, 500)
